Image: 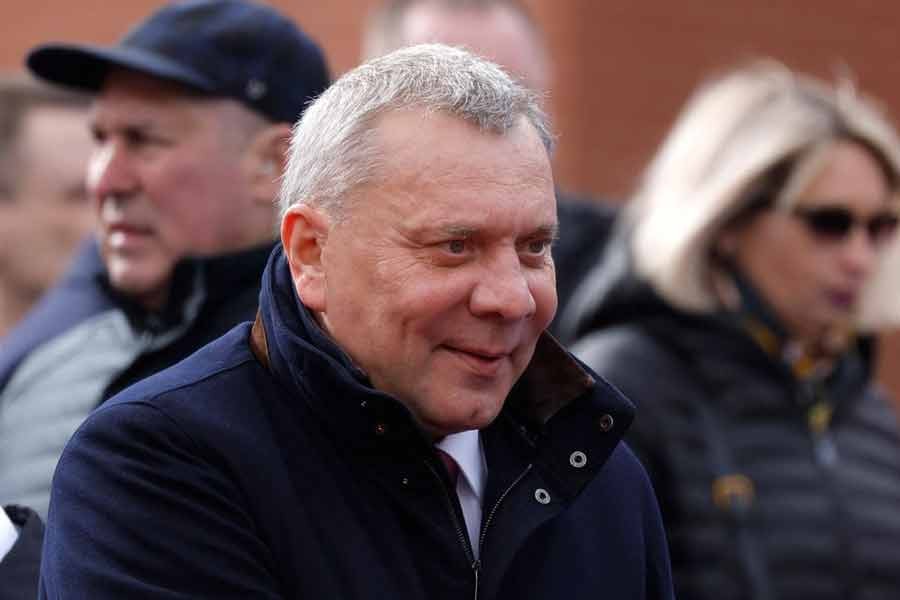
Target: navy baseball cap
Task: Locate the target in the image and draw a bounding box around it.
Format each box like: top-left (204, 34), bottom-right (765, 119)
top-left (26, 0), bottom-right (330, 124)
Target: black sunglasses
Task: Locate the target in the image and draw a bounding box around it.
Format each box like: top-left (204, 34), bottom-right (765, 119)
top-left (792, 205), bottom-right (900, 245)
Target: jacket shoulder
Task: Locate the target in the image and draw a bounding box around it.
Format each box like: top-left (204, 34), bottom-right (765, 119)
top-left (108, 323), bottom-right (257, 406)
top-left (42, 323), bottom-right (285, 598)
top-left (97, 323), bottom-right (274, 455)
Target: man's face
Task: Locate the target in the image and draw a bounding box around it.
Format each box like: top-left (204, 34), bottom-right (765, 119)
top-left (0, 105), bottom-right (93, 300)
top-left (88, 70), bottom-right (258, 309)
top-left (310, 110), bottom-right (557, 438)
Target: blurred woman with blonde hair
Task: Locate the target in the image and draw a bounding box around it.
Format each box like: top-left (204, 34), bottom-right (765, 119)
top-left (564, 61), bottom-right (900, 599)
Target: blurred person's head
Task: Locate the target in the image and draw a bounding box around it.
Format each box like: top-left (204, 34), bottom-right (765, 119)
top-left (0, 75), bottom-right (92, 334)
top-left (27, 0), bottom-right (329, 311)
top-left (629, 60), bottom-right (900, 349)
top-left (279, 43), bottom-right (556, 439)
top-left (362, 0), bottom-right (550, 98)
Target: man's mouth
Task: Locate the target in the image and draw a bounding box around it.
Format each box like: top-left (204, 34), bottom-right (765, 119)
top-left (442, 344), bottom-right (511, 377)
top-left (105, 222), bottom-right (154, 250)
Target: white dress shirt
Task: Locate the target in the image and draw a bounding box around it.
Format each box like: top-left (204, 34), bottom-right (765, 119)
top-left (436, 430), bottom-right (487, 559)
top-left (0, 507), bottom-right (18, 562)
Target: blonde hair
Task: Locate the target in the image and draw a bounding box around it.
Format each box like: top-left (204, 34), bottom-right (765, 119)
top-left (629, 60), bottom-right (900, 331)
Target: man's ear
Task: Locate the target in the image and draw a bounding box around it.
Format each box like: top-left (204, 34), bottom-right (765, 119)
top-left (281, 204), bottom-right (329, 312)
top-left (244, 123), bottom-right (292, 205)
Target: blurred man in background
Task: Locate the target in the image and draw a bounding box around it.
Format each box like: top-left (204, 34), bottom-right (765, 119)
top-left (363, 0), bottom-right (616, 339)
top-left (0, 0), bottom-right (329, 522)
top-left (0, 76), bottom-right (93, 338)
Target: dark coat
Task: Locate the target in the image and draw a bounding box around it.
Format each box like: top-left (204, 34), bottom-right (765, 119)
top-left (39, 247), bottom-right (674, 599)
top-left (568, 240), bottom-right (900, 600)
top-left (0, 505), bottom-right (44, 600)
top-left (550, 193), bottom-right (616, 341)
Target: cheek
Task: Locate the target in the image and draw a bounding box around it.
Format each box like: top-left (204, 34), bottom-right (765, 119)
top-left (771, 234), bottom-right (829, 294)
top-left (148, 163), bottom-right (231, 238)
top-left (531, 269), bottom-right (558, 326)
top-left (741, 236), bottom-right (825, 317)
top-left (377, 277), bottom-right (461, 337)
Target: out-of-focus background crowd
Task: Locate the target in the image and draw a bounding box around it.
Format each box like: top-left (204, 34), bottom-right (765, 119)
top-left (5, 0), bottom-right (900, 408)
top-left (4, 1), bottom-right (900, 598)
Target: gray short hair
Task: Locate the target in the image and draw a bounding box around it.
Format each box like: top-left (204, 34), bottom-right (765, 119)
top-left (279, 43), bottom-right (553, 218)
top-left (629, 60), bottom-right (900, 331)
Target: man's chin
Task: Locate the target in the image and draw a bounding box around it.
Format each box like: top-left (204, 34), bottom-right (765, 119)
top-left (419, 400), bottom-right (505, 439)
top-left (105, 262), bottom-right (172, 311)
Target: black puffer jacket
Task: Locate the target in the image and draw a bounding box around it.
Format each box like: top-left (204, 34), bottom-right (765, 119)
top-left (565, 239), bottom-right (900, 600)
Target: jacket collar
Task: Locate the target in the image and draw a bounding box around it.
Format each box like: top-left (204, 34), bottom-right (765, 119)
top-left (103, 242), bottom-right (275, 334)
top-left (253, 247), bottom-right (635, 499)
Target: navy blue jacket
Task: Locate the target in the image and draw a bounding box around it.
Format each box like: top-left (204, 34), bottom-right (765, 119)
top-left (40, 248), bottom-right (673, 599)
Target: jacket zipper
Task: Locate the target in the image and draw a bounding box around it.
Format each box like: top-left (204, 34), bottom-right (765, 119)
top-left (473, 464), bottom-right (533, 600)
top-left (803, 383), bottom-right (854, 598)
top-left (426, 459), bottom-right (534, 600)
top-left (424, 459), bottom-right (479, 597)
top-left (478, 464), bottom-right (532, 554)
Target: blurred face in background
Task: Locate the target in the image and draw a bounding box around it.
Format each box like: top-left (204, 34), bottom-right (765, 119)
top-left (0, 104), bottom-right (93, 305)
top-left (88, 69), bottom-right (262, 310)
top-left (387, 1), bottom-right (549, 95)
top-left (720, 140), bottom-right (896, 345)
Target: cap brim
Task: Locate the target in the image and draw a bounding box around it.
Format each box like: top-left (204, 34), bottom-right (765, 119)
top-left (26, 43), bottom-right (216, 94)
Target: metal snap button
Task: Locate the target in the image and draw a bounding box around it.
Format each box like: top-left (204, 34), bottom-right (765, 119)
top-left (374, 422), bottom-right (387, 436)
top-left (598, 414), bottom-right (614, 432)
top-left (569, 451), bottom-right (587, 468)
top-left (534, 488), bottom-right (551, 505)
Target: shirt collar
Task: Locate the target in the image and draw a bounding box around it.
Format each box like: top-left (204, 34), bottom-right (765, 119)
top-left (436, 430), bottom-right (486, 502)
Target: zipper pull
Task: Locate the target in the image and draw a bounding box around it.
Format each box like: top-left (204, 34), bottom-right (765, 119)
top-left (472, 559), bottom-right (481, 600)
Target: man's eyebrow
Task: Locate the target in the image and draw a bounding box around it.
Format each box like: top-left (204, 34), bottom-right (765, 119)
top-left (89, 118), bottom-right (161, 132)
top-left (529, 223), bottom-right (560, 240)
top-left (414, 222), bottom-right (559, 239)
top-left (443, 225), bottom-right (478, 237)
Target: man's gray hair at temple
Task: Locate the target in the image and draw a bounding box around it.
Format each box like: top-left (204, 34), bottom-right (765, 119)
top-left (279, 43), bottom-right (553, 218)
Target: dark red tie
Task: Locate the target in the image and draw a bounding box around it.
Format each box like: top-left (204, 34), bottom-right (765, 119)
top-left (436, 449), bottom-right (460, 487)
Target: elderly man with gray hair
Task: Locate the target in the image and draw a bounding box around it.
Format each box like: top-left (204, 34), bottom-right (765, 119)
top-left (40, 44), bottom-right (673, 599)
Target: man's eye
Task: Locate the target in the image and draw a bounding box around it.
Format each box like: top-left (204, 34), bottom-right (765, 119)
top-left (526, 239), bottom-right (551, 254)
top-left (446, 239), bottom-right (467, 254)
top-left (90, 127), bottom-right (106, 144)
top-left (124, 129), bottom-right (149, 147)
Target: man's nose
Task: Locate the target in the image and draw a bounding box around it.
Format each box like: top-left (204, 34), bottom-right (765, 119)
top-left (469, 250), bottom-right (537, 321)
top-left (87, 140), bottom-right (138, 203)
